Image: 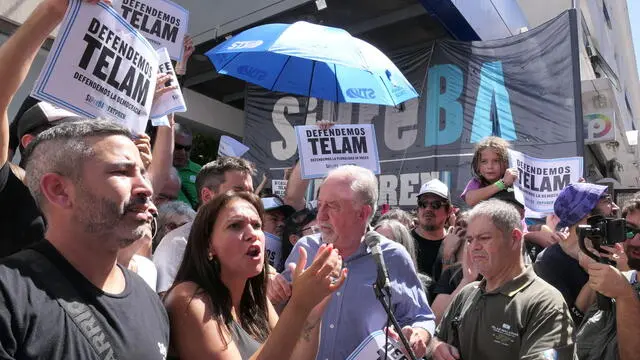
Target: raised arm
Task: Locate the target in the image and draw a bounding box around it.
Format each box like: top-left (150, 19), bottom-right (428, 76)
top-left (0, 0), bottom-right (88, 164)
top-left (148, 113), bottom-right (175, 192)
top-left (283, 161), bottom-right (309, 211)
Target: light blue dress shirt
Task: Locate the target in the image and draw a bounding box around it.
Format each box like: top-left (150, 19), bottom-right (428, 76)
top-left (282, 234), bottom-right (436, 360)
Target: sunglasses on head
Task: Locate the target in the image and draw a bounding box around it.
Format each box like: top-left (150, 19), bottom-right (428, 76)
top-left (418, 200), bottom-right (446, 210)
top-left (175, 143), bottom-right (192, 151)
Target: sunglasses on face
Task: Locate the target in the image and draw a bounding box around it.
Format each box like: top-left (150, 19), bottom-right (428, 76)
top-left (300, 225), bottom-right (320, 234)
top-left (626, 226), bottom-right (640, 240)
top-left (175, 143), bottom-right (192, 151)
top-left (418, 200), bottom-right (446, 210)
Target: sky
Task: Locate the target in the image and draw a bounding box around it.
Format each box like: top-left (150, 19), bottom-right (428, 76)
top-left (629, 0), bottom-right (640, 78)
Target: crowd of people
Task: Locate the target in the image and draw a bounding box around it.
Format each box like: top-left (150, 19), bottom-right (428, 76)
top-left (0, 0), bottom-right (639, 359)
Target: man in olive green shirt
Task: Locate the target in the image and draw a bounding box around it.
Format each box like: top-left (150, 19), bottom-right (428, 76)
top-left (433, 199), bottom-right (576, 360)
top-left (173, 123), bottom-right (201, 209)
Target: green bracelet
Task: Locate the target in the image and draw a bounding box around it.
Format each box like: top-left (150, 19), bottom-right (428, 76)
top-left (495, 180), bottom-right (506, 190)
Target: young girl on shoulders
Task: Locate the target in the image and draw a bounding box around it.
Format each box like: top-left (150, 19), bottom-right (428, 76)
top-left (461, 136), bottom-right (518, 206)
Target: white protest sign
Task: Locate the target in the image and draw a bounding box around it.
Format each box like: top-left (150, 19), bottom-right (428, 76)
top-left (31, 0), bottom-right (158, 135)
top-left (218, 135), bottom-right (250, 157)
top-left (111, 0), bottom-right (189, 60)
top-left (509, 149), bottom-right (583, 213)
top-left (346, 330), bottom-right (408, 360)
top-left (150, 47), bottom-right (186, 119)
top-left (272, 180), bottom-right (287, 197)
top-left (295, 124), bottom-right (380, 179)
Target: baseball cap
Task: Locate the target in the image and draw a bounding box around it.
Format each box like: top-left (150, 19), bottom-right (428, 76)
top-left (492, 188), bottom-right (524, 209)
top-left (417, 179), bottom-right (449, 200)
top-left (17, 102), bottom-right (84, 140)
top-left (554, 183), bottom-right (608, 228)
top-left (261, 196), bottom-right (295, 217)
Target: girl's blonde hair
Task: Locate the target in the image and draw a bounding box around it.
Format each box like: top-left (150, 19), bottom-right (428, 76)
top-left (471, 136), bottom-right (511, 184)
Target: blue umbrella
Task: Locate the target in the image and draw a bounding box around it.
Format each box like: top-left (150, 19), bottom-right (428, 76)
top-left (205, 21), bottom-right (418, 106)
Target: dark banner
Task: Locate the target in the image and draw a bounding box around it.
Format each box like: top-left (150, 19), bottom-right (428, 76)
top-left (243, 10), bottom-right (582, 208)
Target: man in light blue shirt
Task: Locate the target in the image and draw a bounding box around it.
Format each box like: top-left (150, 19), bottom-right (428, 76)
top-left (279, 165), bottom-right (435, 359)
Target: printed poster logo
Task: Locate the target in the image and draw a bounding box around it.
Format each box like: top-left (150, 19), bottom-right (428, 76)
top-left (584, 112), bottom-right (614, 143)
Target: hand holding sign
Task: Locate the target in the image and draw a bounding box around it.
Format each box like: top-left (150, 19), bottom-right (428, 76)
top-left (153, 72), bottom-right (178, 102)
top-left (46, 0), bottom-right (110, 17)
top-left (502, 167), bottom-right (518, 187)
top-left (134, 133), bottom-right (152, 169)
top-left (175, 35), bottom-right (194, 75)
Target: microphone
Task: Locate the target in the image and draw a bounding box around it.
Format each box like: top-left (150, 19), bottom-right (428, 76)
top-left (365, 230), bottom-right (391, 291)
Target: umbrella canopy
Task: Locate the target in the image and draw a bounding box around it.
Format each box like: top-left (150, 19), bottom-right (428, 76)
top-left (205, 21), bottom-right (418, 106)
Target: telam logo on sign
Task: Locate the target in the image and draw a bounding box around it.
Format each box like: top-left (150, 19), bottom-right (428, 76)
top-left (346, 88), bottom-right (376, 99)
top-left (237, 65), bottom-right (267, 81)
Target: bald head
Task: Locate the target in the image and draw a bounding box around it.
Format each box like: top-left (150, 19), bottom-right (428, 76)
top-left (154, 167), bottom-right (181, 206)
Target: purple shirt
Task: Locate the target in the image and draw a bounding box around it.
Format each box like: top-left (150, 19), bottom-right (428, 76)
top-left (460, 178), bottom-right (529, 232)
top-left (460, 178), bottom-right (482, 201)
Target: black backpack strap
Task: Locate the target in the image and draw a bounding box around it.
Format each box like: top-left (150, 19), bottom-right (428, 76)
top-left (16, 249), bottom-right (118, 360)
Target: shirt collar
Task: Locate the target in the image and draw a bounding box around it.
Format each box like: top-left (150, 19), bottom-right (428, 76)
top-left (479, 266), bottom-right (537, 297)
top-left (264, 232), bottom-right (281, 242)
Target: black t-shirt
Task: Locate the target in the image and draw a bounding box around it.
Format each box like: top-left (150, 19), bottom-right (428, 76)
top-left (0, 162), bottom-right (45, 258)
top-left (432, 263), bottom-right (464, 296)
top-left (534, 243), bottom-right (588, 322)
top-left (0, 241), bottom-right (170, 359)
top-left (411, 229), bottom-right (443, 279)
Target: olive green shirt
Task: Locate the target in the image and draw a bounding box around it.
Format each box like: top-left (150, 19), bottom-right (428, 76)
top-left (436, 266), bottom-right (577, 360)
top-left (177, 160), bottom-right (201, 209)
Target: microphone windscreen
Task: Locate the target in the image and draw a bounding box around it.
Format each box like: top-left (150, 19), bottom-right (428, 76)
top-left (364, 231), bottom-right (381, 247)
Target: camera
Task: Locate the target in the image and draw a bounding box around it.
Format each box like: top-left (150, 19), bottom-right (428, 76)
top-left (576, 215), bottom-right (627, 311)
top-left (576, 215), bottom-right (627, 250)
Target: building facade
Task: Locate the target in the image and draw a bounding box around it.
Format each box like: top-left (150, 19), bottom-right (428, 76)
top-left (2, 0), bottom-right (639, 190)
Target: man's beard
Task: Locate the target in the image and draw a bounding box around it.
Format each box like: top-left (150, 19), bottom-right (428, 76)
top-left (626, 245), bottom-right (640, 271)
top-left (73, 184), bottom-right (150, 247)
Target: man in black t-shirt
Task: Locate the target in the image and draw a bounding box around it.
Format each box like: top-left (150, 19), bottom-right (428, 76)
top-left (412, 179), bottom-right (453, 281)
top-left (1, 102), bottom-right (83, 258)
top-left (0, 1), bottom-right (169, 358)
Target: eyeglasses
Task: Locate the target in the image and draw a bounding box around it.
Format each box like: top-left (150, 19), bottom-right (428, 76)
top-left (175, 143), bottom-right (192, 151)
top-left (300, 225), bottom-right (320, 234)
top-left (418, 200), bottom-right (446, 210)
top-left (626, 227), bottom-right (640, 239)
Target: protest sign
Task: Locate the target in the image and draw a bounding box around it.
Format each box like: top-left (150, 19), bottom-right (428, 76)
top-left (272, 180), bottom-right (287, 197)
top-left (31, 0), bottom-right (158, 135)
top-left (150, 47), bottom-right (186, 119)
top-left (243, 11), bottom-right (582, 209)
top-left (509, 149), bottom-right (583, 213)
top-left (264, 234), bottom-right (282, 270)
top-left (111, 0), bottom-right (189, 60)
top-left (218, 135), bottom-right (250, 157)
top-left (346, 330), bottom-right (408, 360)
top-left (295, 124), bottom-right (380, 179)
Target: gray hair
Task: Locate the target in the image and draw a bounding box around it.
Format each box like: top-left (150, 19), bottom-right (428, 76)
top-left (24, 120), bottom-right (132, 208)
top-left (467, 199), bottom-right (522, 238)
top-left (155, 200), bottom-right (196, 244)
top-left (377, 208), bottom-right (414, 229)
top-left (195, 156), bottom-right (256, 202)
top-left (326, 165), bottom-right (378, 221)
top-left (374, 219), bottom-right (417, 267)
top-left (173, 122), bottom-right (193, 138)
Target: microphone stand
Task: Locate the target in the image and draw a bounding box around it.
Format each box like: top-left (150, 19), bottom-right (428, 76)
top-left (373, 281), bottom-right (418, 360)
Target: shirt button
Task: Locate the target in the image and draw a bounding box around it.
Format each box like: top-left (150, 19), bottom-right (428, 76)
top-left (336, 291), bottom-right (341, 296)
top-left (329, 324), bottom-right (335, 329)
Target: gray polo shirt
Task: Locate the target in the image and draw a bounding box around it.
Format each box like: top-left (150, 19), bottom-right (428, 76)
top-left (436, 266), bottom-right (577, 360)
